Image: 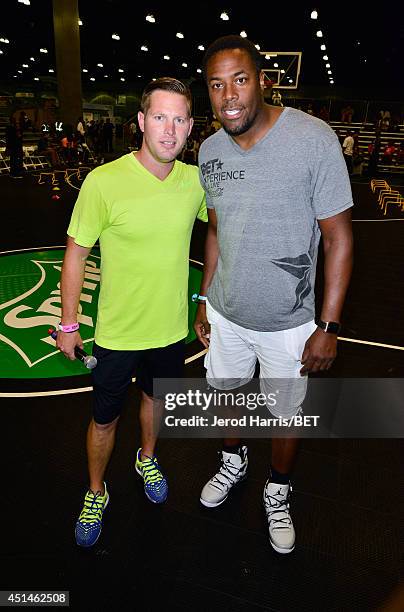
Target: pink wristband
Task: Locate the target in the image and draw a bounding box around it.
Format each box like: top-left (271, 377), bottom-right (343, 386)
top-left (58, 322), bottom-right (79, 333)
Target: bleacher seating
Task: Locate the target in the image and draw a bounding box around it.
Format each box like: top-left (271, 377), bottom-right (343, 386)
top-left (329, 121), bottom-right (404, 174)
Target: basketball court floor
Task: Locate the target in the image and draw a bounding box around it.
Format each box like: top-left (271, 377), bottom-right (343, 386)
top-left (1, 167), bottom-right (403, 610)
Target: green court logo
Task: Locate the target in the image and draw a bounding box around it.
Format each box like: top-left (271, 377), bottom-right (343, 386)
top-left (0, 248), bottom-right (202, 381)
top-left (0, 248), bottom-right (100, 379)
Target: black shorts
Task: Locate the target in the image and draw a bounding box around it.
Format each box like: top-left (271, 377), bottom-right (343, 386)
top-left (91, 339), bottom-right (185, 424)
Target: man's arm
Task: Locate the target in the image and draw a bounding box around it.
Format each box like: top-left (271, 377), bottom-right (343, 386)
top-left (56, 236), bottom-right (91, 360)
top-left (300, 208), bottom-right (353, 374)
top-left (193, 208), bottom-right (219, 348)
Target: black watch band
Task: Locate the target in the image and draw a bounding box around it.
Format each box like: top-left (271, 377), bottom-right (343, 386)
top-left (316, 319), bottom-right (341, 334)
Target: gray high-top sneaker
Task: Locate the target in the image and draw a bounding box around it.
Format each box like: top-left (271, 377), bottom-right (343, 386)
top-left (263, 479), bottom-right (295, 554)
top-left (200, 446), bottom-right (248, 508)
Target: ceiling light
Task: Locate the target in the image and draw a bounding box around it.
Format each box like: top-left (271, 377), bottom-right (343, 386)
top-left (0, 38), bottom-right (10, 43)
top-left (49, 69), bottom-right (54, 73)
top-left (327, 70), bottom-right (332, 74)
top-left (78, 19), bottom-right (83, 26)
top-left (22, 64), bottom-right (29, 68)
top-left (118, 68), bottom-right (124, 73)
top-left (82, 68), bottom-right (88, 73)
top-left (240, 31), bottom-right (247, 38)
top-left (330, 81), bottom-right (334, 84)
top-left (152, 78), bottom-right (156, 81)
top-left (40, 48), bottom-right (48, 53)
top-left (145, 14), bottom-right (155, 23)
top-left (34, 77), bottom-right (39, 81)
top-left (111, 34), bottom-right (120, 40)
top-left (163, 55), bottom-right (170, 60)
top-left (325, 63), bottom-right (330, 68)
top-left (0, 50), bottom-right (3, 55)
top-left (198, 45), bottom-right (205, 51)
top-left (357, 41), bottom-right (360, 45)
top-left (18, 70), bottom-right (22, 73)
top-left (265, 54), bottom-right (270, 60)
top-left (30, 57), bottom-right (35, 61)
top-left (141, 45), bottom-right (148, 51)
top-left (197, 68), bottom-right (202, 73)
top-left (320, 44), bottom-right (326, 50)
top-left (274, 63), bottom-right (278, 67)
top-left (120, 77), bottom-right (125, 81)
top-left (13, 75), bottom-right (17, 78)
top-left (137, 74), bottom-right (142, 78)
top-left (97, 63), bottom-right (103, 67)
top-left (176, 32), bottom-right (184, 39)
top-left (104, 75), bottom-right (109, 78)
top-left (316, 30), bottom-right (323, 38)
top-left (255, 44), bottom-right (260, 50)
top-left (18, 0), bottom-right (30, 5)
top-left (220, 11), bottom-right (229, 20)
top-left (323, 55), bottom-right (328, 60)
top-left (280, 69), bottom-right (285, 73)
top-left (311, 10), bottom-right (318, 19)
top-left (182, 62), bottom-right (188, 67)
top-left (90, 77), bottom-right (95, 81)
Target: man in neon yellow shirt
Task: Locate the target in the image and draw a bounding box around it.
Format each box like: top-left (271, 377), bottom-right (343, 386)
top-left (57, 78), bottom-right (207, 547)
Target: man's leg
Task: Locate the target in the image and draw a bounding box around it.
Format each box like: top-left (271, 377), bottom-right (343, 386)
top-left (134, 340), bottom-right (185, 504)
top-left (201, 301), bottom-right (255, 507)
top-left (75, 345), bottom-right (137, 547)
top-left (257, 320), bottom-right (317, 553)
top-left (271, 437), bottom-right (299, 478)
top-left (87, 415), bottom-right (120, 495)
top-left (139, 391), bottom-right (163, 459)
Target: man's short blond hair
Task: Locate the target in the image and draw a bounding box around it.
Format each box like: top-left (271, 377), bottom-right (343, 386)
top-left (141, 77), bottom-right (192, 116)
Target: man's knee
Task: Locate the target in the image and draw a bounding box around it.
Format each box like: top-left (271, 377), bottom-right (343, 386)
top-left (92, 415), bottom-right (120, 431)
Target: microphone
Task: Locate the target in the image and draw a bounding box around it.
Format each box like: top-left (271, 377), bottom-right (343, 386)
top-left (48, 329), bottom-right (98, 369)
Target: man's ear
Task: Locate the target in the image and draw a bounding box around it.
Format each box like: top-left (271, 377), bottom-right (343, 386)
top-left (138, 111), bottom-right (145, 133)
top-left (187, 117), bottom-right (194, 137)
top-left (259, 70), bottom-right (265, 91)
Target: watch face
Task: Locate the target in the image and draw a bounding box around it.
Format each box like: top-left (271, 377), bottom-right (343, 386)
top-left (326, 322), bottom-right (340, 334)
top-left (317, 320), bottom-right (340, 334)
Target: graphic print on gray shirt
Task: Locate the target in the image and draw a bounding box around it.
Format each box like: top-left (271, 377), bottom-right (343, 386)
top-left (198, 107), bottom-right (353, 332)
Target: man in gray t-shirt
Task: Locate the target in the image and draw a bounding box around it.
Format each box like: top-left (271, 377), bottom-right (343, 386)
top-left (194, 36), bottom-right (353, 555)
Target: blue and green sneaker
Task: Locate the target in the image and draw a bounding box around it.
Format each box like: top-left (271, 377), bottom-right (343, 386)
top-left (135, 449), bottom-right (168, 504)
top-left (75, 482), bottom-right (109, 547)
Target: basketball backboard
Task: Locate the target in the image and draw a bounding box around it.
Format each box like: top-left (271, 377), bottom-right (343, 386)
top-left (260, 51), bottom-right (302, 90)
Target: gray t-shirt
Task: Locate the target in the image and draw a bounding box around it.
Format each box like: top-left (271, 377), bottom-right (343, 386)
top-left (198, 107), bottom-right (353, 332)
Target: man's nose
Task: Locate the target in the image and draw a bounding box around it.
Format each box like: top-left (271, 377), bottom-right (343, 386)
top-left (164, 120), bottom-right (175, 135)
top-left (223, 83), bottom-right (238, 101)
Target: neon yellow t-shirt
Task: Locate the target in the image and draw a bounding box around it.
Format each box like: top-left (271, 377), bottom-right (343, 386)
top-left (67, 153), bottom-right (207, 350)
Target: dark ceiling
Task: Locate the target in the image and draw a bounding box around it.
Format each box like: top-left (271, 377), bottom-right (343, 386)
top-left (0, 1), bottom-right (403, 95)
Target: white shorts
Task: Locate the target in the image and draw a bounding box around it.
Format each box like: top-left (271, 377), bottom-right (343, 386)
top-left (204, 300), bottom-right (317, 418)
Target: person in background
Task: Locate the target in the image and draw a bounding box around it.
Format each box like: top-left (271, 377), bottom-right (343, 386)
top-left (102, 118), bottom-right (114, 154)
top-left (5, 115), bottom-right (24, 178)
top-left (342, 131), bottom-right (354, 174)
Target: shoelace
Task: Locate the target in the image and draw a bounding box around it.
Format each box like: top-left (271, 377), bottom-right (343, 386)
top-left (79, 491), bottom-right (105, 524)
top-left (140, 457), bottom-right (164, 486)
top-left (210, 453), bottom-right (243, 491)
top-left (264, 488), bottom-right (292, 529)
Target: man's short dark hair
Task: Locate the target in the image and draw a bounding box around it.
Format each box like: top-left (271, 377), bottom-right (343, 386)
top-left (202, 35), bottom-right (263, 81)
top-left (141, 77), bottom-right (192, 115)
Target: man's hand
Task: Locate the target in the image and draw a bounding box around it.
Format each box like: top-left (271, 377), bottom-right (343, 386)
top-left (193, 304), bottom-right (211, 349)
top-left (300, 327), bottom-right (337, 374)
top-left (56, 330), bottom-right (84, 361)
